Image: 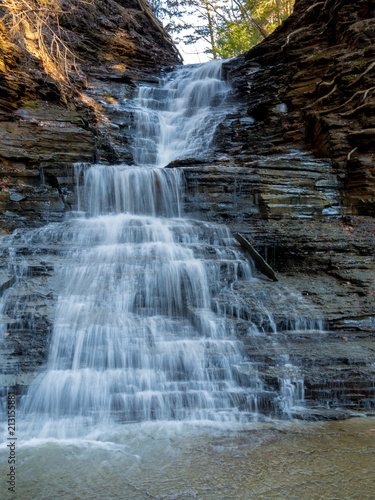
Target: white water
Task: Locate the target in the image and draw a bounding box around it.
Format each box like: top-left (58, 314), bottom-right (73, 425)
top-left (20, 214), bottom-right (260, 434)
top-left (131, 61), bottom-right (231, 166)
top-left (4, 61), bottom-right (270, 438)
top-left (0, 61), bottom-right (317, 442)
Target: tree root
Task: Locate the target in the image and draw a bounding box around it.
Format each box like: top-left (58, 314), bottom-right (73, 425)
top-left (306, 2), bottom-right (325, 13)
top-left (317, 87), bottom-right (375, 116)
top-left (282, 26), bottom-right (311, 49)
top-left (347, 147), bottom-right (357, 161)
top-left (320, 78), bottom-right (336, 87)
top-left (362, 86), bottom-right (375, 100)
top-left (340, 100), bottom-right (375, 117)
top-left (348, 61), bottom-right (375, 88)
top-left (349, 128), bottom-right (375, 136)
top-left (305, 83), bottom-right (337, 108)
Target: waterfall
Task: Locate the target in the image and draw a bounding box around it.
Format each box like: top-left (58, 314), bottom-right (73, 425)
top-left (1, 61), bottom-right (316, 439)
top-left (131, 61), bottom-right (231, 166)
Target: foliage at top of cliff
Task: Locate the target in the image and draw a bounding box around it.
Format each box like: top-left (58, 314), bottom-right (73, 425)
top-left (150, 0), bottom-right (295, 59)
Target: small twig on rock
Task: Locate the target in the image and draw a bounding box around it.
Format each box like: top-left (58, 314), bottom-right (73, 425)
top-left (347, 147), bottom-right (357, 161)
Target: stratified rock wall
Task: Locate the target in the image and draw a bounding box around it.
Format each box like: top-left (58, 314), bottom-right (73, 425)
top-left (176, 0), bottom-right (375, 414)
top-left (0, 0), bottom-right (374, 416)
top-left (226, 0), bottom-right (375, 215)
top-left (0, 0), bottom-right (180, 233)
top-left (0, 0), bottom-right (180, 394)
top-left (175, 0), bottom-right (375, 346)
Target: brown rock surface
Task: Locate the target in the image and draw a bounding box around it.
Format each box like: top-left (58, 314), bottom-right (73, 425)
top-left (0, 0), bottom-right (180, 233)
top-left (224, 0), bottom-right (375, 215)
top-left (171, 0), bottom-right (375, 414)
top-left (0, 1), bottom-right (180, 395)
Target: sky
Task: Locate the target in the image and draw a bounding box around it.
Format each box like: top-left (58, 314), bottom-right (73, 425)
top-left (166, 11), bottom-right (212, 65)
top-left (176, 40), bottom-right (211, 65)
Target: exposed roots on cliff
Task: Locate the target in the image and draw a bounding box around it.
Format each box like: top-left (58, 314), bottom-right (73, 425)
top-left (0, 0), bottom-right (86, 84)
top-left (0, 0), bottom-right (181, 99)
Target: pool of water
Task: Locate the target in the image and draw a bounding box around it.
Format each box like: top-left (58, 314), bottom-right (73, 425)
top-left (1, 417), bottom-right (374, 499)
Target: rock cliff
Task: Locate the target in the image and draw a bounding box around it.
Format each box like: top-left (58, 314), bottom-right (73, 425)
top-left (0, 0), bottom-right (181, 400)
top-left (0, 0), bottom-right (180, 233)
top-left (225, 0), bottom-right (375, 215)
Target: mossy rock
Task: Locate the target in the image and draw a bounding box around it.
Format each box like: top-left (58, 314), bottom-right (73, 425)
top-left (22, 100), bottom-right (40, 109)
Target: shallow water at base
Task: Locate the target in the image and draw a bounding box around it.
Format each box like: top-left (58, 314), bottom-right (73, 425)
top-left (1, 418), bottom-right (374, 499)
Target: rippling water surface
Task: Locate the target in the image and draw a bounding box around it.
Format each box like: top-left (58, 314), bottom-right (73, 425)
top-left (1, 418), bottom-right (374, 499)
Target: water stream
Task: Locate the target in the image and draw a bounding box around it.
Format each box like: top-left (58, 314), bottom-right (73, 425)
top-left (2, 60), bottom-right (365, 498)
top-left (16, 61), bottom-right (273, 436)
top-left (1, 61), bottom-right (317, 436)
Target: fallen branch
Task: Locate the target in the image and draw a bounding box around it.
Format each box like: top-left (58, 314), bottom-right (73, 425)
top-left (234, 233), bottom-right (278, 282)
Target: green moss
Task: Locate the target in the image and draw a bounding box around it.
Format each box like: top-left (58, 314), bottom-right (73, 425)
top-left (22, 100), bottom-right (39, 109)
top-left (341, 75), bottom-right (356, 83)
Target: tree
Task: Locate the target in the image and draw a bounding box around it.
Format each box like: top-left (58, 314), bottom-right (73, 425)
top-left (152, 0), bottom-right (295, 59)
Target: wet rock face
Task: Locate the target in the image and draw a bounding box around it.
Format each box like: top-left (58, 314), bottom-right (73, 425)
top-left (0, 105), bottom-right (96, 232)
top-left (0, 264), bottom-right (55, 399)
top-left (0, 1), bottom-right (180, 399)
top-left (181, 160), bottom-right (375, 414)
top-left (181, 153), bottom-right (341, 221)
top-left (172, 0), bottom-right (375, 414)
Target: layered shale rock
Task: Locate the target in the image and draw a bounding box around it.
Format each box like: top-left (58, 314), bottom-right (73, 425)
top-left (172, 0), bottom-right (375, 414)
top-left (224, 0), bottom-right (375, 215)
top-left (0, 0), bottom-right (180, 233)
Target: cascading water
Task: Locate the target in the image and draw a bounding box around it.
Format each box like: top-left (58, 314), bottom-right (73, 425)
top-left (131, 62), bottom-right (232, 167)
top-left (1, 61), bottom-right (313, 440)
